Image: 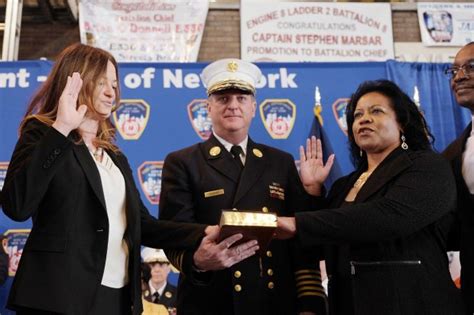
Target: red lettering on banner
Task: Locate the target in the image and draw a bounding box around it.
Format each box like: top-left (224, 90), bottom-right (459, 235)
top-left (252, 33), bottom-right (293, 43)
top-left (111, 1), bottom-right (175, 13)
top-left (109, 43), bottom-right (137, 51)
top-left (286, 6), bottom-right (324, 16)
top-left (175, 24), bottom-right (204, 33)
top-left (116, 14), bottom-right (151, 23)
top-left (154, 14), bottom-right (174, 22)
top-left (247, 46), bottom-right (299, 56)
top-left (84, 21), bottom-right (112, 33)
top-left (332, 8), bottom-right (382, 30)
top-left (295, 34), bottom-right (339, 45)
top-left (130, 23), bottom-right (171, 33)
top-left (313, 48), bottom-right (362, 57)
top-left (363, 49), bottom-right (387, 58)
top-left (247, 11), bottom-right (280, 29)
top-left (341, 35), bottom-right (382, 45)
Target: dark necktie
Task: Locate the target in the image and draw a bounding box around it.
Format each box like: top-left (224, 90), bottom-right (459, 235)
top-left (152, 291), bottom-right (160, 304)
top-left (230, 145), bottom-right (244, 170)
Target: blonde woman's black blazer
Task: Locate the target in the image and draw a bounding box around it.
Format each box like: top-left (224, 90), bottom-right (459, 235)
top-left (1, 119), bottom-right (205, 315)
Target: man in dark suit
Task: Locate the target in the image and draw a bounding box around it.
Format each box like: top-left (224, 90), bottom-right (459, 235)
top-left (141, 247), bottom-right (177, 312)
top-left (443, 41), bottom-right (474, 313)
top-left (159, 59), bottom-right (327, 315)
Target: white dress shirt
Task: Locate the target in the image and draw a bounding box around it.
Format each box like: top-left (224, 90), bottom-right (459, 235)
top-left (462, 118), bottom-right (474, 194)
top-left (91, 149), bottom-right (129, 288)
top-left (213, 132), bottom-right (248, 165)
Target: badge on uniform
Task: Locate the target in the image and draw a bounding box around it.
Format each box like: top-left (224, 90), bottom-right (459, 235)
top-left (209, 146), bottom-right (221, 157)
top-left (252, 148), bottom-right (263, 158)
top-left (204, 189), bottom-right (225, 198)
top-left (269, 182), bottom-right (285, 200)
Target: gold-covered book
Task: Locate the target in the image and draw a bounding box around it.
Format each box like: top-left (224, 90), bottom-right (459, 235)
top-left (217, 210), bottom-right (277, 256)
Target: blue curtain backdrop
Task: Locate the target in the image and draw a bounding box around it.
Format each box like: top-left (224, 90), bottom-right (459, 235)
top-left (0, 60), bottom-right (468, 314)
top-left (386, 60), bottom-right (471, 152)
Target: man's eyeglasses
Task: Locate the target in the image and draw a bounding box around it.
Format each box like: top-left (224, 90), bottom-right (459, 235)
top-left (445, 61), bottom-right (474, 79)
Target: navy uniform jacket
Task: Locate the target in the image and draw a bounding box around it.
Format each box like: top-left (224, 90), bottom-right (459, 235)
top-left (443, 123), bottom-right (474, 313)
top-left (295, 148), bottom-right (465, 315)
top-left (159, 135), bottom-right (327, 315)
top-left (143, 282), bottom-right (177, 310)
top-left (1, 119), bottom-right (205, 315)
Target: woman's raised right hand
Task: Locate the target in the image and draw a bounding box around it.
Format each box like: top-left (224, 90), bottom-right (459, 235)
top-left (299, 136), bottom-right (335, 196)
top-left (52, 72), bottom-right (88, 136)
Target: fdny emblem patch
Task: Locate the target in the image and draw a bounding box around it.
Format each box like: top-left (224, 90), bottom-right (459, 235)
top-left (4, 229), bottom-right (30, 276)
top-left (187, 99), bottom-right (212, 140)
top-left (259, 99), bottom-right (296, 139)
top-left (113, 99), bottom-right (150, 140)
top-left (332, 98), bottom-right (350, 136)
top-left (138, 161), bottom-right (164, 205)
top-left (0, 162), bottom-right (8, 191)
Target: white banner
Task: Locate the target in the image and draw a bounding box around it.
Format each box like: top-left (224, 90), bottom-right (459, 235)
top-left (241, 2), bottom-right (394, 62)
top-left (79, 0), bottom-right (209, 62)
top-left (417, 3), bottom-right (474, 47)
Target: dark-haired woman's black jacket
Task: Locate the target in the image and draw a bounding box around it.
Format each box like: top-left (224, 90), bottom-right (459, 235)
top-left (295, 147), bottom-right (465, 315)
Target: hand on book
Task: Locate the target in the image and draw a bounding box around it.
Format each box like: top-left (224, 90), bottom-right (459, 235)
top-left (193, 225), bottom-right (259, 271)
top-left (274, 217), bottom-right (297, 240)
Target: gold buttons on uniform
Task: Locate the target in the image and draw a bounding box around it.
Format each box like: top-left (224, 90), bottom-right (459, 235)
top-left (209, 146), bottom-right (221, 157)
top-left (266, 251), bottom-right (272, 257)
top-left (252, 148), bottom-right (263, 158)
top-left (262, 206), bottom-right (269, 213)
top-left (234, 270), bottom-right (241, 278)
top-left (267, 269), bottom-right (273, 276)
top-left (234, 284), bottom-right (242, 292)
top-left (267, 282), bottom-right (274, 289)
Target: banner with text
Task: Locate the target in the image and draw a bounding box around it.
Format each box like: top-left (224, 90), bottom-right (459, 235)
top-left (241, 2), bottom-right (394, 62)
top-left (79, 0), bottom-right (208, 62)
top-left (417, 2), bottom-right (474, 46)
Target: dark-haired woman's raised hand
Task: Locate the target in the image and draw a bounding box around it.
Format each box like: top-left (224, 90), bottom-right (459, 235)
top-left (299, 136), bottom-right (335, 196)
